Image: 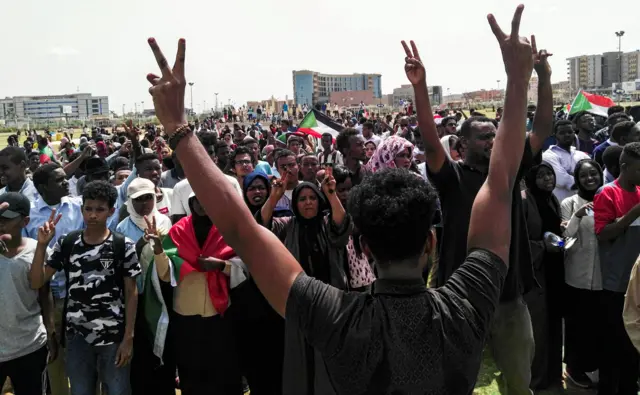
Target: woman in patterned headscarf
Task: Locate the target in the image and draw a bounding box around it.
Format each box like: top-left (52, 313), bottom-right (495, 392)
top-left (365, 135), bottom-right (418, 174)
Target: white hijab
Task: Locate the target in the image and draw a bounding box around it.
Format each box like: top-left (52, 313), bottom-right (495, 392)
top-left (126, 191), bottom-right (172, 234)
top-left (440, 135), bottom-right (454, 160)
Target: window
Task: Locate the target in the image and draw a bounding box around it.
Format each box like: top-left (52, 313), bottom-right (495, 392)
top-left (92, 99), bottom-right (98, 103)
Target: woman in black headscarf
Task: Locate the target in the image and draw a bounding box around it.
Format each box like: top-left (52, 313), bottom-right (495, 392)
top-left (243, 170), bottom-right (271, 215)
top-left (522, 161), bottom-right (565, 390)
top-left (225, 170), bottom-right (284, 395)
top-left (257, 169), bottom-right (352, 395)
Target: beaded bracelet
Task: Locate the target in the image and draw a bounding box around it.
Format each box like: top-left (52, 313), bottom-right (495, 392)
top-left (168, 124), bottom-right (192, 150)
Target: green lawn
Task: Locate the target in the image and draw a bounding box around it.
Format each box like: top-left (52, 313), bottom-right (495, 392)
top-left (475, 348), bottom-right (595, 395)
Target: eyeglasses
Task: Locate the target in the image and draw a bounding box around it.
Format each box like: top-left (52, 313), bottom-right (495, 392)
top-left (235, 160), bottom-right (252, 166)
top-left (446, 123), bottom-right (457, 127)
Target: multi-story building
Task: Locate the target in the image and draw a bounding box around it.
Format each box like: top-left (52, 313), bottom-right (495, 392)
top-left (391, 84), bottom-right (442, 107)
top-left (568, 51), bottom-right (640, 93)
top-left (602, 52), bottom-right (620, 88)
top-left (567, 55), bottom-right (603, 92)
top-left (551, 80), bottom-right (572, 103)
top-left (0, 93), bottom-right (109, 120)
top-left (292, 70), bottom-right (382, 106)
top-left (622, 50), bottom-right (640, 82)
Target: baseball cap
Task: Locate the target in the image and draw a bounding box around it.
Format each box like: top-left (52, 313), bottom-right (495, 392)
top-left (0, 192), bottom-right (31, 219)
top-left (127, 178), bottom-right (155, 200)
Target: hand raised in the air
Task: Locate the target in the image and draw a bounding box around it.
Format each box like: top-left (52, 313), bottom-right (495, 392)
top-left (146, 38), bottom-right (187, 135)
top-left (531, 36), bottom-right (553, 78)
top-left (37, 209), bottom-right (62, 245)
top-left (401, 40), bottom-right (426, 87)
top-left (487, 4), bottom-right (534, 83)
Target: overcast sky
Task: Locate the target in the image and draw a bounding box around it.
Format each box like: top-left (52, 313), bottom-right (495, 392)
top-left (2, 0), bottom-right (638, 114)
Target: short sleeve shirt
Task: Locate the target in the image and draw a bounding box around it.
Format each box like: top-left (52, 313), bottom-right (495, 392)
top-left (47, 232), bottom-right (141, 346)
top-left (286, 249), bottom-right (507, 394)
top-left (427, 137), bottom-right (539, 301)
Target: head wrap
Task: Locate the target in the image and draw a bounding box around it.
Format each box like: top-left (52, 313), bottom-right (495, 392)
top-left (365, 135), bottom-right (414, 173)
top-left (125, 179), bottom-right (172, 236)
top-left (242, 171), bottom-right (271, 215)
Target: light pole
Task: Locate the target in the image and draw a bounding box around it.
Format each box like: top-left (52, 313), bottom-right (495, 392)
top-left (214, 93), bottom-right (219, 112)
top-left (188, 82), bottom-right (195, 114)
top-left (615, 31), bottom-right (625, 85)
top-left (497, 80), bottom-right (501, 101)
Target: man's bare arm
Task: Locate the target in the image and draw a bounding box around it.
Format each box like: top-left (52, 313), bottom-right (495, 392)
top-left (402, 41), bottom-right (447, 173)
top-left (145, 38), bottom-right (302, 317)
top-left (467, 5), bottom-right (534, 265)
top-left (529, 38), bottom-right (554, 155)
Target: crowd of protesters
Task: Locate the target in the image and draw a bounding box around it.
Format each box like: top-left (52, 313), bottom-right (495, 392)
top-left (3, 5), bottom-right (640, 395)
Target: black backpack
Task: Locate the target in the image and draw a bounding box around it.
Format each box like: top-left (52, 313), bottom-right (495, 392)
top-left (59, 230), bottom-right (126, 346)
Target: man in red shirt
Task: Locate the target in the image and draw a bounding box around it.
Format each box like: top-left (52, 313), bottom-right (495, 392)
top-left (593, 142), bottom-right (640, 395)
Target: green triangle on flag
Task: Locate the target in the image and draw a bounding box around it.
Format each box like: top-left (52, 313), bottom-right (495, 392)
top-left (568, 90), bottom-right (615, 117)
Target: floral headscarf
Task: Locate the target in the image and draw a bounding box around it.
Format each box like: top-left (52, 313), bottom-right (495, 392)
top-left (365, 135), bottom-right (414, 173)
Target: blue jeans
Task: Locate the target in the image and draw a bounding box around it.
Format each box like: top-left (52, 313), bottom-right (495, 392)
top-left (66, 333), bottom-right (130, 395)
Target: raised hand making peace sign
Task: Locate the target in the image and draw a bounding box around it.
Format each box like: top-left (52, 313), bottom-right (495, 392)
top-left (531, 35), bottom-right (553, 79)
top-left (487, 4), bottom-right (534, 83)
top-left (143, 215), bottom-right (163, 254)
top-left (146, 38), bottom-right (187, 135)
top-left (37, 209), bottom-right (63, 245)
top-left (401, 40), bottom-right (426, 87)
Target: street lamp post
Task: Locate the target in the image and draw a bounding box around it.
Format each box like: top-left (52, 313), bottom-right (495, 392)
top-left (188, 82), bottom-right (195, 114)
top-left (615, 31), bottom-right (625, 86)
top-left (497, 80), bottom-right (501, 101)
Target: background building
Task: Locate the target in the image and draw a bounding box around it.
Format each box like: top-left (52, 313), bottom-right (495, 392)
top-left (246, 96), bottom-right (294, 114)
top-left (391, 84), bottom-right (442, 107)
top-left (567, 55), bottom-right (603, 91)
top-left (551, 80), bottom-right (572, 104)
top-left (0, 93), bottom-right (109, 120)
top-left (292, 70), bottom-right (382, 106)
top-left (329, 90), bottom-right (376, 107)
top-left (527, 76), bottom-right (539, 103)
top-left (567, 50), bottom-right (640, 93)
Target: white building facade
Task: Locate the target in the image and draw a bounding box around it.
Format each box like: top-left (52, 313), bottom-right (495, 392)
top-left (0, 93), bottom-right (109, 120)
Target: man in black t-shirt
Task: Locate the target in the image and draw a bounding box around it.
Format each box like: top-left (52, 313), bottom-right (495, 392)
top-left (422, 28), bottom-right (554, 395)
top-left (141, 6), bottom-right (537, 393)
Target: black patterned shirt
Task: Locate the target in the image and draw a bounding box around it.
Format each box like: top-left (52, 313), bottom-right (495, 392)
top-left (285, 248), bottom-right (506, 395)
top-left (47, 232), bottom-right (140, 346)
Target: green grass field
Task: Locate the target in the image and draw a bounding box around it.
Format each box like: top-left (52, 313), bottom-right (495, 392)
top-left (474, 348), bottom-right (595, 395)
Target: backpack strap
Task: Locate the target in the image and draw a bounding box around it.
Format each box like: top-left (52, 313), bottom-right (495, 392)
top-left (331, 151), bottom-right (338, 163)
top-left (112, 231), bottom-right (127, 264)
top-left (111, 231), bottom-right (127, 295)
top-left (59, 230), bottom-right (83, 347)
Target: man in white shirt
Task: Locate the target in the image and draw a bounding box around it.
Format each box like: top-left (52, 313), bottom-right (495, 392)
top-left (542, 120), bottom-right (590, 202)
top-left (362, 121), bottom-right (381, 147)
